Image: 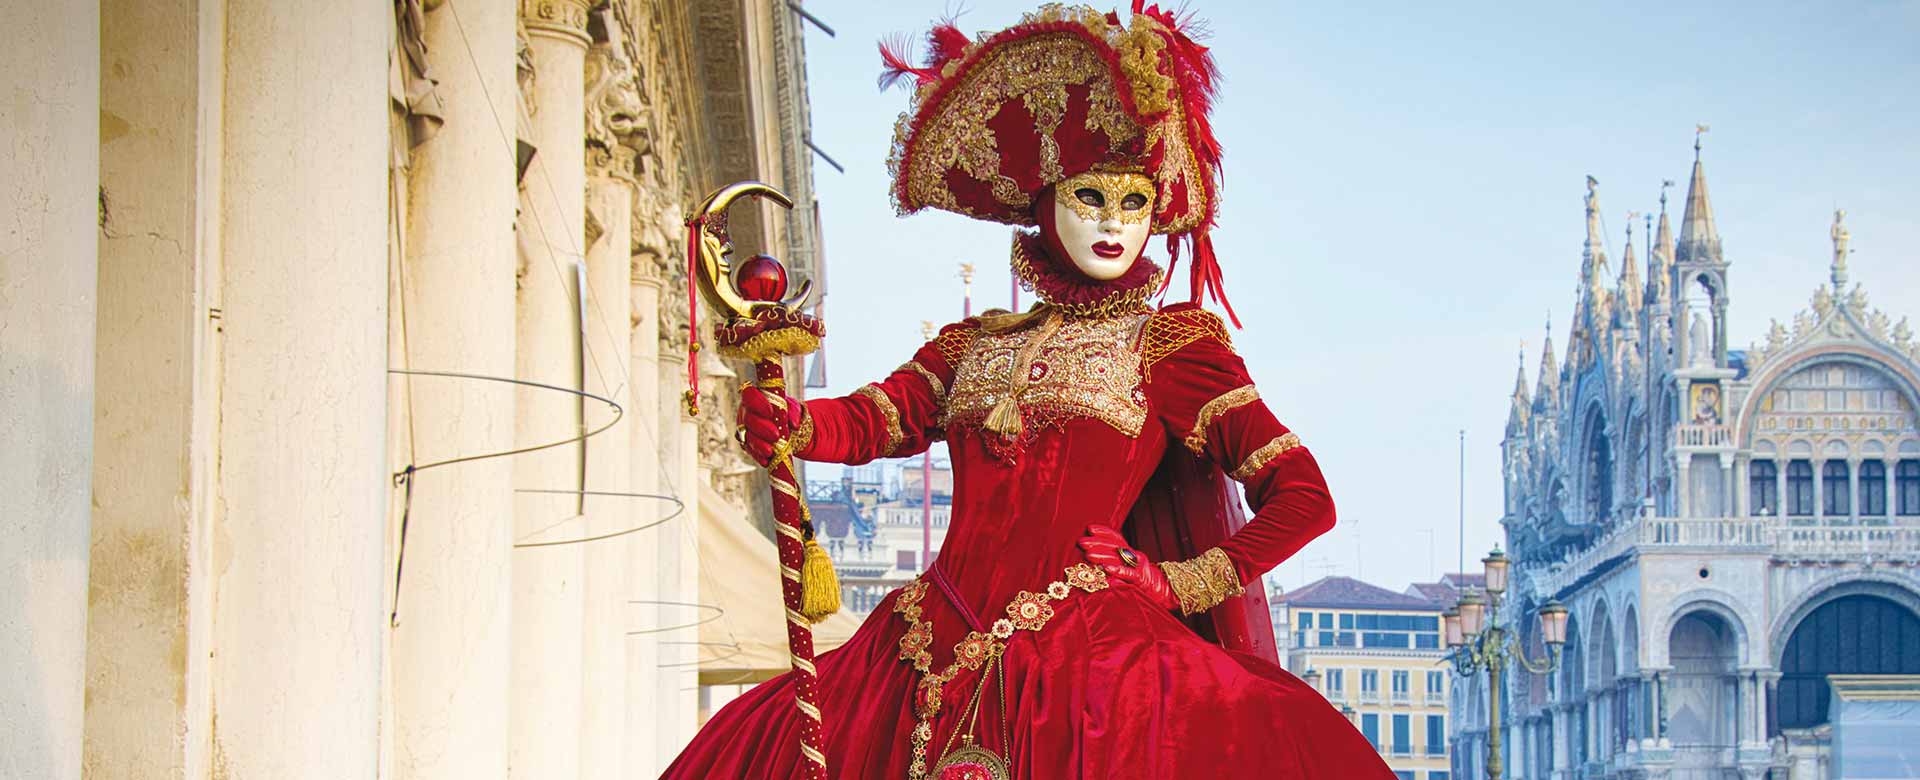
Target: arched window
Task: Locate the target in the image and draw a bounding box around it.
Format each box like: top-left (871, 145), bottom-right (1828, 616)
top-left (1749, 460), bottom-right (1778, 516)
top-left (1823, 461), bottom-right (1851, 517)
top-left (1899, 460), bottom-right (1920, 516)
top-left (1777, 594), bottom-right (1920, 733)
top-left (1787, 461), bottom-right (1815, 516)
top-left (1584, 415), bottom-right (1613, 523)
top-left (1860, 461), bottom-right (1887, 516)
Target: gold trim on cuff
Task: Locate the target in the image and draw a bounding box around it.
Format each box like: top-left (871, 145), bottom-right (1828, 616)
top-left (1229, 432), bottom-right (1302, 481)
top-left (1157, 547), bottom-right (1245, 616)
top-left (898, 361), bottom-right (947, 406)
top-left (855, 384), bottom-right (905, 455)
top-left (1185, 384), bottom-right (1259, 455)
top-left (789, 402), bottom-right (815, 453)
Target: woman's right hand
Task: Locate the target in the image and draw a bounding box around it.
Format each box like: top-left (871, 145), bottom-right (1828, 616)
top-left (736, 386), bottom-right (806, 466)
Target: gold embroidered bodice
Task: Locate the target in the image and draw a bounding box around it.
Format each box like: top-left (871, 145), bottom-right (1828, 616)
top-left (942, 311), bottom-right (1150, 442)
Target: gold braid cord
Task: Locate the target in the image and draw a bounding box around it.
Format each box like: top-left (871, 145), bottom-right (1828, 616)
top-left (1229, 432), bottom-right (1303, 482)
top-left (855, 384), bottom-right (905, 456)
top-left (1156, 547), bottom-right (1246, 616)
top-left (1185, 384), bottom-right (1258, 455)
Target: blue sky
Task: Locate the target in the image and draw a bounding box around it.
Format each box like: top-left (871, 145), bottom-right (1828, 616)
top-left (789, 1), bottom-right (1920, 593)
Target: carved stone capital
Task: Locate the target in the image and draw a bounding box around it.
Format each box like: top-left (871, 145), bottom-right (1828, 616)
top-left (519, 0), bottom-right (591, 44)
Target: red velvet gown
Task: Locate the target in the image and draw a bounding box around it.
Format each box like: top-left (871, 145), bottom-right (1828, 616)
top-left (664, 303), bottom-right (1395, 779)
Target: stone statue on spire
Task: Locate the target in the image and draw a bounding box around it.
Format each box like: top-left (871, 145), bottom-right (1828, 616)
top-left (1831, 209), bottom-right (1851, 288)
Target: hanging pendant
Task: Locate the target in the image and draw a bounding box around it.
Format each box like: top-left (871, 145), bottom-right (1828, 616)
top-left (932, 737), bottom-right (1010, 780)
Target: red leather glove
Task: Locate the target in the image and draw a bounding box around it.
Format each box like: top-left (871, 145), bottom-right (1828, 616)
top-left (1077, 525), bottom-right (1178, 612)
top-left (736, 386), bottom-right (806, 467)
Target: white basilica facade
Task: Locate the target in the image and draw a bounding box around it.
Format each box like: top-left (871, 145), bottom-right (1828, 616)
top-left (1456, 145), bottom-right (1920, 780)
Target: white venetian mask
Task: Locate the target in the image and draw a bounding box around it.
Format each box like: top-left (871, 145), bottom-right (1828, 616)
top-left (1049, 171), bottom-right (1155, 280)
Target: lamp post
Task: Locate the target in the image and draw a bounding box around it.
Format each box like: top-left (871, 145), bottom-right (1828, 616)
top-left (1445, 547), bottom-right (1568, 780)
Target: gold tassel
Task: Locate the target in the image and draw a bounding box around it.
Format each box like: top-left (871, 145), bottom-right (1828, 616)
top-left (983, 396), bottom-right (1024, 438)
top-left (800, 538), bottom-right (841, 623)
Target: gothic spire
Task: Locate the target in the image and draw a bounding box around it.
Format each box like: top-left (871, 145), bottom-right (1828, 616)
top-left (1676, 130), bottom-right (1722, 266)
top-left (1647, 182), bottom-right (1675, 308)
top-left (1582, 176), bottom-right (1611, 289)
top-left (1508, 343), bottom-right (1532, 437)
top-left (1616, 217), bottom-right (1643, 321)
top-left (1534, 315), bottom-right (1559, 411)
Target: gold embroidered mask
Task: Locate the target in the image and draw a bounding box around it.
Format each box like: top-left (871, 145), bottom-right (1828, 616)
top-left (1052, 171), bottom-right (1156, 225)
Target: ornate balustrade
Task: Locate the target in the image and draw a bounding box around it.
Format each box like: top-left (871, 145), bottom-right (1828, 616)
top-left (1519, 513), bottom-right (1919, 598)
top-left (1674, 423), bottom-right (1734, 448)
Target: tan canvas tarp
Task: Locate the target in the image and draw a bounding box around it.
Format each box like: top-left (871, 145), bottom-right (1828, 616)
top-left (696, 482), bottom-right (861, 685)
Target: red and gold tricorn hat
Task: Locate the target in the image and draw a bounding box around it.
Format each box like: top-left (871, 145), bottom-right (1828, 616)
top-left (883, 2), bottom-right (1237, 323)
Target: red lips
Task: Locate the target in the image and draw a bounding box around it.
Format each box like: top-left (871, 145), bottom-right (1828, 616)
top-left (1091, 241), bottom-right (1125, 259)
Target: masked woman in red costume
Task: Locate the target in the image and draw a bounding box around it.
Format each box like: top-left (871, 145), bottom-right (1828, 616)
top-left (665, 5), bottom-right (1396, 778)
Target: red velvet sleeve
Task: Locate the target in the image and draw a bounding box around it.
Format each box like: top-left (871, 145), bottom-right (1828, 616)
top-left (1143, 305), bottom-right (1336, 585)
top-left (795, 319), bottom-right (978, 466)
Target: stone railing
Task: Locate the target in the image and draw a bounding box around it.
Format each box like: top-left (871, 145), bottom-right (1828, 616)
top-left (1776, 523), bottom-right (1920, 559)
top-left (1674, 423), bottom-right (1734, 448)
top-left (1641, 516), bottom-right (1773, 548)
top-left (1522, 514), bottom-right (1919, 597)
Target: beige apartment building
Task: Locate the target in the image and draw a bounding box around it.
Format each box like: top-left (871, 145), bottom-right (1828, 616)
top-left (1281, 576), bottom-right (1455, 780)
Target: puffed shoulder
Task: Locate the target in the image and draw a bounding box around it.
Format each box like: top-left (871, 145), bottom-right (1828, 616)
top-left (1140, 303), bottom-right (1235, 376)
top-left (922, 317), bottom-right (985, 373)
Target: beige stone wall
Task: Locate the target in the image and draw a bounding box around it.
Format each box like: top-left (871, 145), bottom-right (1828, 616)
top-left (2, 2), bottom-right (99, 778)
top-left (36, 1), bottom-right (823, 777)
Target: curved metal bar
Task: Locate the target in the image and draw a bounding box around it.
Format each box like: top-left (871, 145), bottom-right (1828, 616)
top-left (658, 640), bottom-right (742, 669)
top-left (625, 600), bottom-right (725, 636)
top-left (509, 490), bottom-right (684, 549)
top-left (387, 369), bottom-right (624, 478)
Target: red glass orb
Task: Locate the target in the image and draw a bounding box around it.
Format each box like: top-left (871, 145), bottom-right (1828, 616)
top-left (736, 254), bottom-right (788, 301)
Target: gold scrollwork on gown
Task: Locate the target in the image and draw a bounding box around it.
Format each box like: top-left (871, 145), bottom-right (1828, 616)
top-left (855, 384), bottom-right (905, 456)
top-left (1229, 432), bottom-right (1302, 481)
top-left (943, 312), bottom-right (1150, 445)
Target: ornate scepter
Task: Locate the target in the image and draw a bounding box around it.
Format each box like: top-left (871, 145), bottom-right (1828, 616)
top-left (685, 181), bottom-right (838, 779)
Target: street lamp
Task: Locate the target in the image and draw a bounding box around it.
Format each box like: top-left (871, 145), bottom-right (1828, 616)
top-left (1449, 546), bottom-right (1563, 780)
top-left (1303, 667), bottom-right (1322, 694)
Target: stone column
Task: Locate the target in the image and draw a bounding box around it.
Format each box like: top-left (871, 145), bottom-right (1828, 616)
top-left (1551, 702), bottom-right (1571, 778)
top-left (390, 1), bottom-right (519, 777)
top-left (1677, 458), bottom-right (1693, 518)
top-left (212, 0), bottom-right (390, 775)
top-left (87, 0), bottom-right (216, 773)
top-left (1812, 458), bottom-right (1825, 522)
top-left (0, 3), bottom-right (97, 776)
top-left (510, 1), bottom-right (593, 777)
top-left (627, 259), bottom-right (666, 774)
top-left (578, 99), bottom-right (638, 778)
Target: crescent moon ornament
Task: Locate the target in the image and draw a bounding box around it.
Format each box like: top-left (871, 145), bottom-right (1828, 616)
top-left (689, 181), bottom-right (814, 319)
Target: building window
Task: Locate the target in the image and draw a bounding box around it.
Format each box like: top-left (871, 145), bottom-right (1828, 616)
top-left (1861, 460), bottom-right (1888, 516)
top-left (1750, 460), bottom-right (1778, 515)
top-left (1788, 460), bottom-right (1815, 516)
top-left (1361, 713), bottom-right (1380, 750)
top-left (1299, 612), bottom-right (1313, 629)
top-left (1361, 669), bottom-right (1380, 702)
top-left (1429, 772), bottom-right (1450, 780)
top-left (1392, 670), bottom-right (1410, 703)
top-left (1318, 631), bottom-right (1334, 647)
top-left (897, 550), bottom-right (917, 570)
top-left (1427, 671), bottom-right (1444, 700)
top-left (1392, 713), bottom-right (1411, 755)
top-left (1823, 461), bottom-right (1851, 516)
top-left (1897, 460), bottom-right (1920, 515)
top-left (1394, 773), bottom-right (1414, 780)
top-left (1326, 669), bottom-right (1345, 697)
top-left (1339, 612), bottom-right (1355, 629)
top-left (1336, 631), bottom-right (1357, 647)
top-left (1426, 714), bottom-right (1446, 755)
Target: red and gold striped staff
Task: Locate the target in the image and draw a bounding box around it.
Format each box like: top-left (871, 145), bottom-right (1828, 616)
top-left (686, 181), bottom-right (838, 779)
